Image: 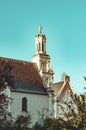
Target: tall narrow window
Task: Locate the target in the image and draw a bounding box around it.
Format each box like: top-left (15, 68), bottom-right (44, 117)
top-left (42, 43), bottom-right (44, 52)
top-left (22, 97), bottom-right (27, 112)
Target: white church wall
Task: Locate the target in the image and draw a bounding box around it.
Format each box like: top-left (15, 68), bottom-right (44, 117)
top-left (10, 91), bottom-right (49, 126)
top-left (48, 93), bottom-right (54, 118)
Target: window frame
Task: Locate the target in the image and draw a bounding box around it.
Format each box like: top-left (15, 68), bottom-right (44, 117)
top-left (22, 97), bottom-right (27, 112)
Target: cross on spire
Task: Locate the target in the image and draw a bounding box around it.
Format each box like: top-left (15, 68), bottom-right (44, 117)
top-left (39, 25), bottom-right (42, 34)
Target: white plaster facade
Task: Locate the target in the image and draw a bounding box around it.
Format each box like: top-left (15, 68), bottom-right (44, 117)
top-left (10, 91), bottom-right (49, 126)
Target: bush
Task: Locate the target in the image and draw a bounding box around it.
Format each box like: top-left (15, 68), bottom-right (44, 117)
top-left (33, 122), bottom-right (43, 130)
top-left (14, 112), bottom-right (32, 130)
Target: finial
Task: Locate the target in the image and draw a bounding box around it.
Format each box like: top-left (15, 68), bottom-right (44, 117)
top-left (39, 25), bottom-right (42, 34)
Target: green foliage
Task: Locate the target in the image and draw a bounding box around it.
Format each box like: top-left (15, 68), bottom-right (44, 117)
top-left (43, 117), bottom-right (53, 130)
top-left (57, 94), bottom-right (86, 130)
top-left (0, 61), bottom-right (13, 128)
top-left (53, 118), bottom-right (67, 130)
top-left (42, 118), bottom-right (66, 130)
top-left (14, 113), bottom-right (32, 129)
top-left (33, 122), bottom-right (43, 130)
top-left (41, 93), bottom-right (86, 130)
top-left (70, 94), bottom-right (86, 129)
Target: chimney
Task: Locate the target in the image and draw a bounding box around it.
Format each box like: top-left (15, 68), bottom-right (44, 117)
top-left (64, 75), bottom-right (70, 83)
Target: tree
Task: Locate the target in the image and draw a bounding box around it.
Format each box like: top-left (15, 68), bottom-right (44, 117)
top-left (42, 93), bottom-right (86, 130)
top-left (33, 122), bottom-right (43, 130)
top-left (56, 93), bottom-right (86, 130)
top-left (43, 117), bottom-right (53, 130)
top-left (43, 117), bottom-right (68, 130)
top-left (83, 76), bottom-right (86, 91)
top-left (83, 76), bottom-right (86, 81)
top-left (0, 60), bottom-right (14, 128)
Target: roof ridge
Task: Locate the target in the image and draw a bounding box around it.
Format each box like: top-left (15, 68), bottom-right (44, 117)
top-left (57, 81), bottom-right (74, 99)
top-left (0, 56), bottom-right (35, 64)
top-left (54, 81), bottom-right (63, 84)
top-left (58, 82), bottom-right (66, 97)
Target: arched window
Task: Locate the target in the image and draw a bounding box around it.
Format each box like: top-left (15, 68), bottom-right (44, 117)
top-left (22, 97), bottom-right (27, 112)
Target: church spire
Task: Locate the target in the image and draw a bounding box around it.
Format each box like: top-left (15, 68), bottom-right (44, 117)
top-left (32, 26), bottom-right (54, 89)
top-left (35, 26), bottom-right (46, 54)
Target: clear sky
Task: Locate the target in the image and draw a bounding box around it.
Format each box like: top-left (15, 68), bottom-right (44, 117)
top-left (0, 0), bottom-right (86, 94)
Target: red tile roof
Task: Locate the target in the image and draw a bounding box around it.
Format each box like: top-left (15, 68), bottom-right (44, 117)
top-left (53, 80), bottom-right (74, 97)
top-left (0, 57), bottom-right (47, 95)
top-left (53, 81), bottom-right (63, 95)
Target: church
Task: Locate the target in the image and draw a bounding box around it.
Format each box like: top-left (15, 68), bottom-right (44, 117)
top-left (0, 26), bottom-right (74, 126)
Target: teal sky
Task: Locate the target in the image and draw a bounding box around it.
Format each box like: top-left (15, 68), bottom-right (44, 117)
top-left (0, 0), bottom-right (86, 94)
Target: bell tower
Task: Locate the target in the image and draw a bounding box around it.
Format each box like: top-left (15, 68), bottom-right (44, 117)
top-left (32, 26), bottom-right (54, 89)
top-left (35, 26), bottom-right (46, 55)
top-left (32, 26), bottom-right (54, 117)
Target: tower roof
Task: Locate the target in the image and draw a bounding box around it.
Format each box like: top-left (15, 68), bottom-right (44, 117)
top-left (36, 26), bottom-right (46, 38)
top-left (35, 26), bottom-right (46, 55)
